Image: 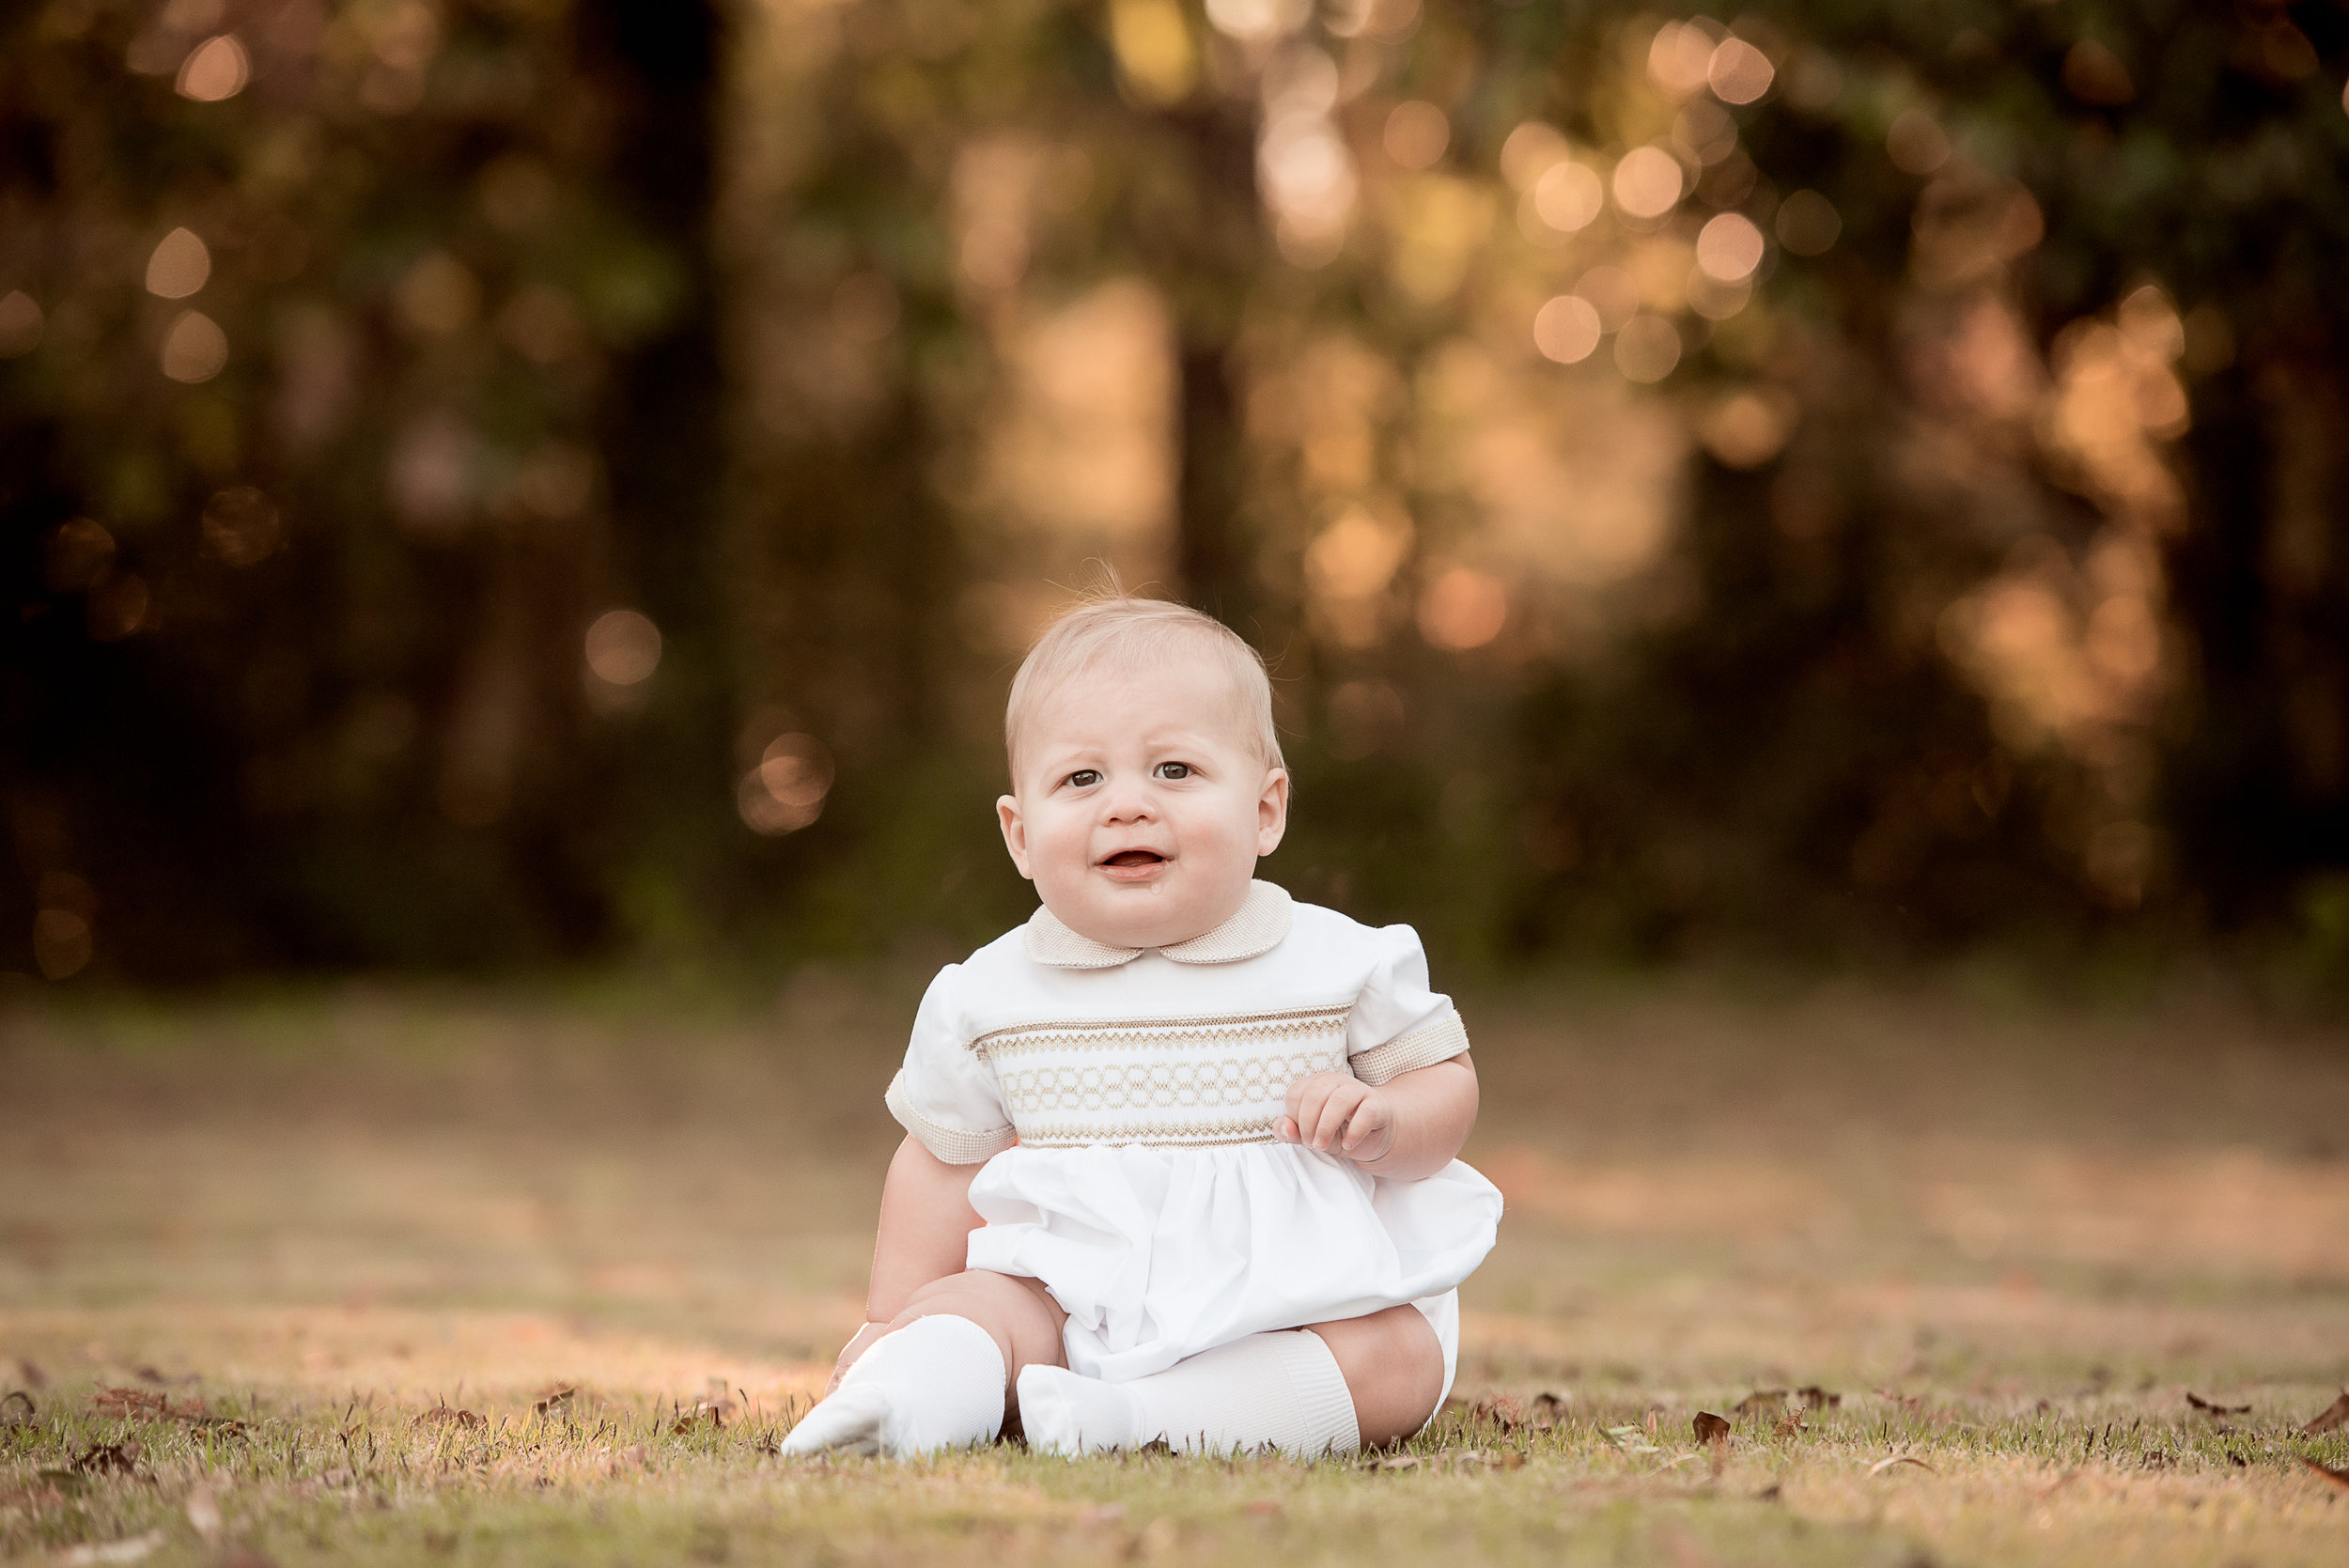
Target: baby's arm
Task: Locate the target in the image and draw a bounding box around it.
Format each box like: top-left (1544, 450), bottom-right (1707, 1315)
top-left (827, 1134), bottom-right (988, 1392)
top-left (1275, 1054), bottom-right (1478, 1181)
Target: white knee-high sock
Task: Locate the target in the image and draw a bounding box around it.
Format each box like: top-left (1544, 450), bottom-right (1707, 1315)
top-left (780, 1315), bottom-right (1004, 1459)
top-left (1018, 1329), bottom-right (1360, 1459)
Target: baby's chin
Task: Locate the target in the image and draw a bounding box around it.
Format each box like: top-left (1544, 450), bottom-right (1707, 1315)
top-left (1050, 876), bottom-right (1245, 950)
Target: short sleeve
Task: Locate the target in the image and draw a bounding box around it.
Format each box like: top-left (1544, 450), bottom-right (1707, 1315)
top-left (1345, 923), bottom-right (1471, 1086)
top-left (883, 965), bottom-right (1018, 1164)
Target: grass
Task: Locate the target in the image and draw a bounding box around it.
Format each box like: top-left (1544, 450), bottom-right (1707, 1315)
top-left (5, 971), bottom-right (2348, 1565)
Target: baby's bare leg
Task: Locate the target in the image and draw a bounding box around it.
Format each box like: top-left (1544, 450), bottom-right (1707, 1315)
top-left (1305, 1304), bottom-right (1446, 1446)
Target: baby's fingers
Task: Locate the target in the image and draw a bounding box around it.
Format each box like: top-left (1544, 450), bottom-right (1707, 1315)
top-left (1306, 1085), bottom-right (1361, 1152)
top-left (1338, 1092), bottom-right (1391, 1153)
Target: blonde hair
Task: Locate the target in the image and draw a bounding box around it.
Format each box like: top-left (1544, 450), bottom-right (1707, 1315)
top-left (1005, 596), bottom-right (1284, 777)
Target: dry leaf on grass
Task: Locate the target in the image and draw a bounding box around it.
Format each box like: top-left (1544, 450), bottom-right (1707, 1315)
top-left (69, 1440), bottom-right (142, 1477)
top-left (1773, 1412), bottom-right (1807, 1438)
top-left (1797, 1386), bottom-right (1841, 1409)
top-left (93, 1387), bottom-right (169, 1418)
top-left (2186, 1392), bottom-right (2251, 1417)
top-left (533, 1385), bottom-right (575, 1417)
top-left (1868, 1454), bottom-right (1937, 1477)
top-left (1530, 1391), bottom-right (1568, 1427)
top-left (2300, 1457), bottom-right (2349, 1491)
top-left (1692, 1412), bottom-right (1731, 1445)
top-left (1371, 1453), bottom-right (1421, 1470)
top-left (2300, 1391), bottom-right (2349, 1436)
top-left (1734, 1389), bottom-right (1787, 1417)
top-left (2, 1389), bottom-right (34, 1425)
top-left (412, 1405), bottom-right (483, 1431)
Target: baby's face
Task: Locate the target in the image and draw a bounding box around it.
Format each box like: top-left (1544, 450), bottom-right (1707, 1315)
top-left (997, 660), bottom-right (1288, 951)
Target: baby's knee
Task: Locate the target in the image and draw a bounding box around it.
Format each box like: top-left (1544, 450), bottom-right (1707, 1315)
top-left (1311, 1306), bottom-right (1444, 1447)
top-left (895, 1270), bottom-right (1064, 1371)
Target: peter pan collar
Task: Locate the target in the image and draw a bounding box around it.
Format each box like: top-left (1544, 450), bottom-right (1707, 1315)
top-left (1022, 880), bottom-right (1294, 969)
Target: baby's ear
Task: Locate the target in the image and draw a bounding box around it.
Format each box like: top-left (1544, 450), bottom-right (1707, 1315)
top-left (997, 793), bottom-right (1034, 879)
top-left (1255, 768), bottom-right (1291, 856)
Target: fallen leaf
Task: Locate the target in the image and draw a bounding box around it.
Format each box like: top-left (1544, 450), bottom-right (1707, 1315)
top-left (92, 1387), bottom-right (168, 1419)
top-left (63, 1529), bottom-right (164, 1565)
top-left (1468, 1396), bottom-right (1523, 1432)
top-left (2301, 1457), bottom-right (2349, 1491)
top-left (70, 1441), bottom-right (141, 1477)
top-left (1530, 1391), bottom-right (1568, 1427)
top-left (1374, 1453), bottom-right (1421, 1470)
top-left (2186, 1392), bottom-right (2251, 1417)
top-left (1755, 1483), bottom-right (1782, 1501)
top-left (534, 1385), bottom-right (575, 1417)
top-left (2301, 1391), bottom-right (2349, 1436)
top-left (1868, 1454), bottom-right (1937, 1477)
top-left (2, 1389), bottom-right (33, 1424)
top-left (412, 1405), bottom-right (483, 1431)
top-left (1734, 1389), bottom-right (1788, 1417)
top-left (1773, 1412), bottom-right (1807, 1438)
top-left (1692, 1412), bottom-right (1731, 1445)
top-left (1874, 1388), bottom-right (1923, 1410)
top-left (1796, 1386), bottom-right (1841, 1410)
top-left (132, 1364), bottom-right (170, 1387)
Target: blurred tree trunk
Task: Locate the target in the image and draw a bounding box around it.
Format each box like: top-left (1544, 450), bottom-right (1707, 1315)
top-left (575, 0), bottom-right (739, 945)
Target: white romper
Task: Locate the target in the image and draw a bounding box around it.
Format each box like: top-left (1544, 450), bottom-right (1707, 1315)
top-left (884, 880), bottom-right (1504, 1400)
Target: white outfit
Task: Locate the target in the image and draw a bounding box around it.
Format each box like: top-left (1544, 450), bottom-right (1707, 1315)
top-left (884, 881), bottom-right (1502, 1402)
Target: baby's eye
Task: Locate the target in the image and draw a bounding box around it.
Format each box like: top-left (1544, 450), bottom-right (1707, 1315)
top-left (1154, 762), bottom-right (1191, 781)
top-left (1066, 768), bottom-right (1102, 788)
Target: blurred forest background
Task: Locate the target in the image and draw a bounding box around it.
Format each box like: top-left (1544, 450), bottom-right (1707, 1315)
top-left (4, 0), bottom-right (2348, 985)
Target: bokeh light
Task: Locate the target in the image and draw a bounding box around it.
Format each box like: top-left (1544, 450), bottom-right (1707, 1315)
top-left (33, 908), bottom-right (91, 981)
top-left (1532, 295), bottom-right (1602, 365)
top-left (1383, 101), bottom-right (1449, 169)
top-left (1613, 315), bottom-right (1682, 382)
top-left (160, 310), bottom-right (227, 381)
top-left (1775, 190), bottom-right (1842, 256)
top-left (0, 291), bottom-right (43, 357)
top-left (146, 228), bottom-right (211, 299)
top-left (1648, 19), bottom-right (1722, 98)
top-left (44, 519), bottom-right (116, 594)
top-left (1706, 39), bottom-right (1775, 104)
top-left (203, 487), bottom-right (284, 567)
top-left (583, 610), bottom-right (662, 687)
top-left (1887, 109), bottom-right (1951, 175)
top-left (176, 34), bottom-right (250, 101)
top-left (1417, 567), bottom-right (1508, 651)
top-left (1532, 162), bottom-right (1603, 232)
top-left (1611, 147), bottom-right (1685, 219)
top-left (1695, 211), bottom-right (1766, 282)
top-left (739, 733), bottom-right (834, 835)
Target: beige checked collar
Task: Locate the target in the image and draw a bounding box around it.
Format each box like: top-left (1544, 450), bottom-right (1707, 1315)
top-left (1021, 879), bottom-right (1293, 969)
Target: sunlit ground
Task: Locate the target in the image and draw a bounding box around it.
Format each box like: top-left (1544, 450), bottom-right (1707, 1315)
top-left (5, 973), bottom-right (2348, 1566)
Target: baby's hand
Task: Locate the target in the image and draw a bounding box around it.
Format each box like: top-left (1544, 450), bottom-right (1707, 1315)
top-left (1276, 1072), bottom-right (1394, 1162)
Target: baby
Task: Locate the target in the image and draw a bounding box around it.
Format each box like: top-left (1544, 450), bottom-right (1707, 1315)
top-left (781, 596), bottom-right (1502, 1459)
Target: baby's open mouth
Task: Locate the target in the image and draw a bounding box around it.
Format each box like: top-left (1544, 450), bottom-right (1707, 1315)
top-left (1100, 850), bottom-right (1166, 868)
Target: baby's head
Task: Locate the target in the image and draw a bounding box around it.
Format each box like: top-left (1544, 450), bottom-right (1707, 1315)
top-left (996, 597), bottom-right (1289, 951)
